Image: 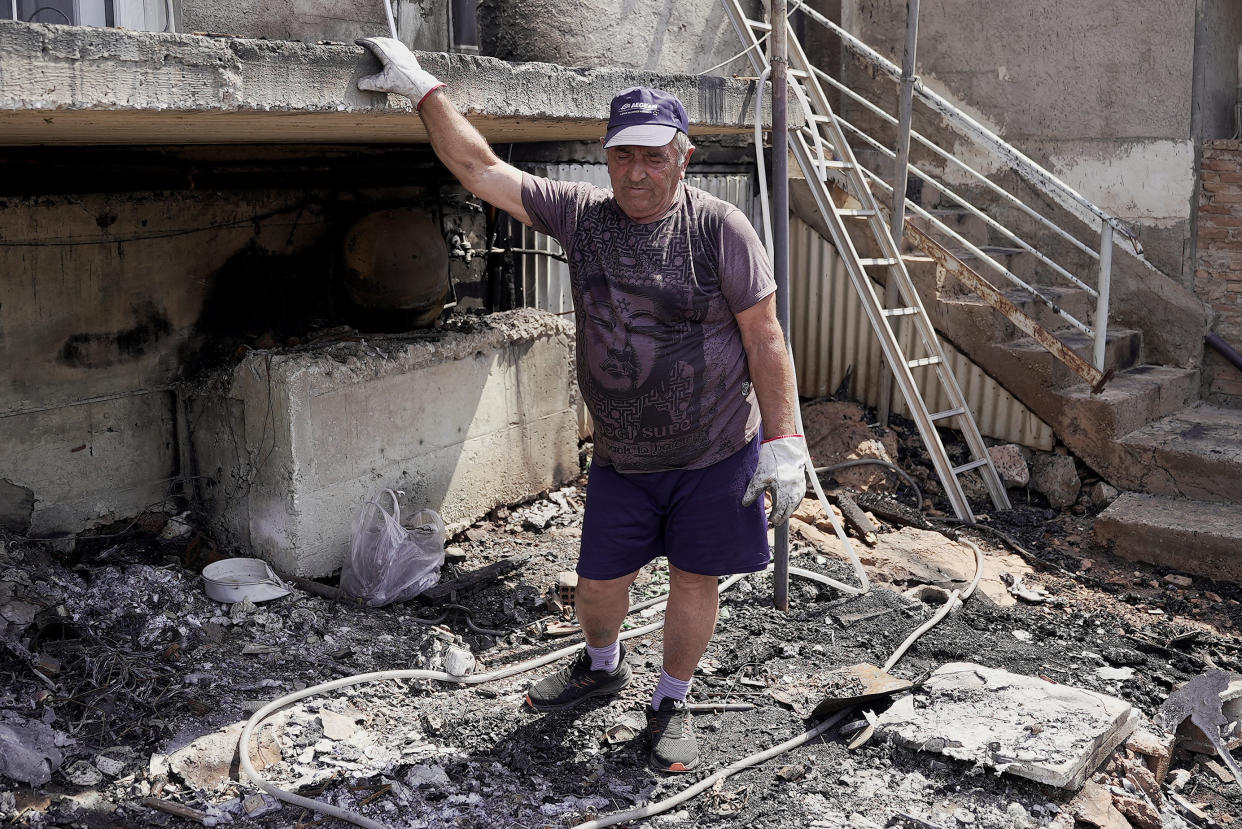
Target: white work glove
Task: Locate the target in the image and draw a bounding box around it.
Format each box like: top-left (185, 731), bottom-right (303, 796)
top-left (741, 434), bottom-right (809, 526)
top-left (356, 37), bottom-right (446, 110)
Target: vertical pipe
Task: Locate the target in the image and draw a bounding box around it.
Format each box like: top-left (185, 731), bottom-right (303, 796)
top-left (1092, 222), bottom-right (1113, 371)
top-left (877, 0), bottom-right (920, 425)
top-left (9, 0), bottom-right (15, 20)
top-left (771, 0), bottom-right (791, 613)
top-left (382, 0), bottom-right (398, 39)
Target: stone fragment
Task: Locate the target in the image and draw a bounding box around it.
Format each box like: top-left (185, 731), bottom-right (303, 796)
top-left (1068, 781), bottom-right (1127, 828)
top-left (318, 710), bottom-right (358, 741)
top-left (1112, 794), bottom-right (1160, 829)
top-left (987, 444), bottom-right (1029, 488)
top-left (166, 720), bottom-right (281, 790)
top-left (1124, 728), bottom-right (1175, 783)
top-left (875, 662), bottom-right (1140, 790)
top-left (0, 718), bottom-right (66, 786)
top-left (444, 646), bottom-right (476, 676)
top-left (94, 755), bottom-right (126, 777)
top-left (63, 760), bottom-right (102, 787)
top-left (1162, 573), bottom-right (1193, 588)
top-left (1030, 454), bottom-right (1081, 510)
top-left (242, 793), bottom-right (281, 818)
top-left (1088, 482), bottom-right (1119, 510)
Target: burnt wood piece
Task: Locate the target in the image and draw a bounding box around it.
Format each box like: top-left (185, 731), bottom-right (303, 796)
top-left (421, 555), bottom-right (531, 604)
top-left (832, 490), bottom-right (879, 546)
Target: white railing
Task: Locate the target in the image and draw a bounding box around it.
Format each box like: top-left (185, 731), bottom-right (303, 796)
top-left (794, 2), bottom-right (1140, 373)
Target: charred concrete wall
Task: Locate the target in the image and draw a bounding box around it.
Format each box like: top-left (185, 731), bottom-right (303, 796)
top-left (180, 0), bottom-right (449, 51)
top-left (0, 146), bottom-right (490, 538)
top-left (840, 0), bottom-right (1242, 285)
top-left (1196, 140), bottom-right (1242, 409)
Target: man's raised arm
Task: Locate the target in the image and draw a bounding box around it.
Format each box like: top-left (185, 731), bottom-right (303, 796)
top-left (357, 37), bottom-right (531, 226)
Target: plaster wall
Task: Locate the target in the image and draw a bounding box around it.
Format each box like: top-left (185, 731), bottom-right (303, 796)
top-left (0, 151), bottom-right (490, 537)
top-left (188, 310), bottom-right (578, 577)
top-left (180, 0), bottom-right (449, 51)
top-left (840, 0), bottom-right (1209, 280)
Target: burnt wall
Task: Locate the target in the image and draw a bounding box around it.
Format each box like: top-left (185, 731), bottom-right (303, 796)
top-left (0, 145), bottom-right (490, 536)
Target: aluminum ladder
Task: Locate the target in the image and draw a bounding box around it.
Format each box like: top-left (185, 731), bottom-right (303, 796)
top-left (723, 0), bottom-right (1010, 522)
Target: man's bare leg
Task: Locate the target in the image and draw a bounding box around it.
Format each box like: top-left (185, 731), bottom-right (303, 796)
top-left (660, 564), bottom-right (720, 680)
top-left (575, 570), bottom-right (639, 647)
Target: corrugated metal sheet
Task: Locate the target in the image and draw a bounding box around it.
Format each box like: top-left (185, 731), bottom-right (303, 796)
top-left (515, 164), bottom-right (756, 315)
top-left (789, 216), bottom-right (1054, 450)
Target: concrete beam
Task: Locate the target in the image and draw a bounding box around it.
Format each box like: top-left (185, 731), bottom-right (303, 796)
top-left (0, 20), bottom-right (790, 146)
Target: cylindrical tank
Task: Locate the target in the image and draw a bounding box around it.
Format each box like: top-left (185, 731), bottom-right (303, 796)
top-left (477, 0), bottom-right (751, 74)
top-left (341, 208), bottom-right (450, 329)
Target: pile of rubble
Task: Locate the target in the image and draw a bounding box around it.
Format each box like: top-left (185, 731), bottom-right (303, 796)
top-left (2, 408), bottom-right (1242, 828)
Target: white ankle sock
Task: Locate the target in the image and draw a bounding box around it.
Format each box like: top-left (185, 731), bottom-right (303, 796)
top-left (585, 641), bottom-right (620, 672)
top-left (651, 669), bottom-right (691, 710)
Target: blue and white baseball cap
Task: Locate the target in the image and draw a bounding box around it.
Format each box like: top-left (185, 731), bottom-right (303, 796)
top-left (603, 87), bottom-right (690, 148)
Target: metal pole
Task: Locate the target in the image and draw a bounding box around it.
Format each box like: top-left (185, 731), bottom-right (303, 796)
top-left (771, 0), bottom-right (791, 613)
top-left (877, 0), bottom-right (920, 425)
top-left (1092, 222), bottom-right (1113, 371)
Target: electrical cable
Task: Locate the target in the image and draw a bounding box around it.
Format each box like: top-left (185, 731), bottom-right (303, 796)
top-left (814, 458), bottom-right (924, 509)
top-left (240, 574), bottom-right (748, 828)
top-left (25, 6), bottom-right (71, 23)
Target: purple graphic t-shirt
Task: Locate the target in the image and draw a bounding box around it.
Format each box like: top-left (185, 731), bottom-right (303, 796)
top-left (522, 174), bottom-right (775, 473)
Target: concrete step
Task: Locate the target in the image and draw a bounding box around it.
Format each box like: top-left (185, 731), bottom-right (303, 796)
top-left (938, 285), bottom-right (1096, 343)
top-left (1051, 364), bottom-right (1201, 440)
top-left (1000, 325), bottom-right (1142, 389)
top-left (1095, 493), bottom-right (1242, 582)
top-left (910, 208), bottom-right (990, 247)
top-left (1109, 404), bottom-right (1242, 504)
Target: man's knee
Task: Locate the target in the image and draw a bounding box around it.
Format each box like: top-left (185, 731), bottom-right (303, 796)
top-left (668, 564), bottom-right (719, 595)
top-left (577, 572), bottom-right (638, 602)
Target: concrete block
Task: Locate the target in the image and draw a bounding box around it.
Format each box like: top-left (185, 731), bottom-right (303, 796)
top-left (1094, 493), bottom-right (1242, 581)
top-left (876, 662), bottom-right (1140, 791)
top-left (190, 309), bottom-right (578, 577)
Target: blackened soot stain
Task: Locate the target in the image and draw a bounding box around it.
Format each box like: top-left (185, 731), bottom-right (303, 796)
top-left (59, 299), bottom-right (172, 368)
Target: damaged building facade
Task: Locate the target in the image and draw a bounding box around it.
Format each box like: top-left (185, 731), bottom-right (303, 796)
top-left (1, 0), bottom-right (1241, 578)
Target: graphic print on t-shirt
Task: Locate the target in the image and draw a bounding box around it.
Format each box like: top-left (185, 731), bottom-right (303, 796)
top-left (572, 201), bottom-right (713, 468)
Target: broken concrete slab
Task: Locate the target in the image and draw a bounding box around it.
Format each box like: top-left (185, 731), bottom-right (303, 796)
top-left (875, 662), bottom-right (1140, 790)
top-left (0, 20), bottom-right (794, 146)
top-left (163, 719), bottom-right (281, 791)
top-left (793, 523), bottom-right (1034, 607)
top-left (1094, 493), bottom-right (1242, 583)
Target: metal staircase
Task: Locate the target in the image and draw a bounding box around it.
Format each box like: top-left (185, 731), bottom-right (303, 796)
top-left (722, 0), bottom-right (1010, 522)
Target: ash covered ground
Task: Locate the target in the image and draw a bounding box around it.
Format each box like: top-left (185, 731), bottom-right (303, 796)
top-left (3, 420), bottom-right (1242, 829)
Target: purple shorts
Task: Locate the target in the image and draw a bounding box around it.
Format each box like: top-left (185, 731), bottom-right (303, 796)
top-left (577, 436), bottom-right (770, 581)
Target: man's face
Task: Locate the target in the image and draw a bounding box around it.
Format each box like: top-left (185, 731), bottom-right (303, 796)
top-left (605, 139), bottom-right (694, 223)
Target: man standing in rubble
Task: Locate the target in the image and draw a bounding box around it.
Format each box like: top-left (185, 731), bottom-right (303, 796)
top-left (357, 38), bottom-right (807, 773)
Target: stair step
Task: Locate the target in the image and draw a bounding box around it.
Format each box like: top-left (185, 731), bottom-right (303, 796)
top-left (1111, 404), bottom-right (1242, 504)
top-left (938, 285), bottom-right (1097, 344)
top-left (1095, 493), bottom-right (1242, 582)
top-left (1053, 365), bottom-right (1200, 438)
top-left (1001, 326), bottom-right (1141, 386)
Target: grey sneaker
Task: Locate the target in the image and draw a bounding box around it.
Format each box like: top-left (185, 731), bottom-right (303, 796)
top-left (646, 698), bottom-right (699, 773)
top-left (525, 645), bottom-right (631, 712)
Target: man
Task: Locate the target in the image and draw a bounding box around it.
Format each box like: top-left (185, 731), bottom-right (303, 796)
top-left (357, 38), bottom-right (808, 773)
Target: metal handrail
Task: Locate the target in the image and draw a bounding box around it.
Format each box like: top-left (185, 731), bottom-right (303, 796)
top-left (790, 2), bottom-right (1120, 372)
top-left (795, 1), bottom-right (1140, 253)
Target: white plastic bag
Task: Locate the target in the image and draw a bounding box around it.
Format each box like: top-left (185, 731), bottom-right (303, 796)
top-left (340, 489), bottom-right (445, 606)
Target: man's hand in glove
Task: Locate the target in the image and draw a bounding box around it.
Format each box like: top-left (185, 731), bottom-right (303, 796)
top-left (356, 37), bottom-right (446, 110)
top-left (741, 434), bottom-right (809, 526)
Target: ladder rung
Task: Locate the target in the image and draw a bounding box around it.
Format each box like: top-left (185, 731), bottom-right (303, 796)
top-left (745, 18), bottom-right (772, 31)
top-left (906, 356), bottom-right (943, 368)
top-left (839, 209), bottom-right (876, 218)
top-left (789, 68), bottom-right (810, 79)
top-left (810, 114), bottom-right (834, 123)
top-left (951, 458), bottom-right (989, 476)
top-left (859, 258), bottom-right (898, 267)
top-left (929, 407), bottom-right (966, 421)
top-left (813, 159), bottom-right (853, 170)
top-left (882, 306), bottom-right (919, 317)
